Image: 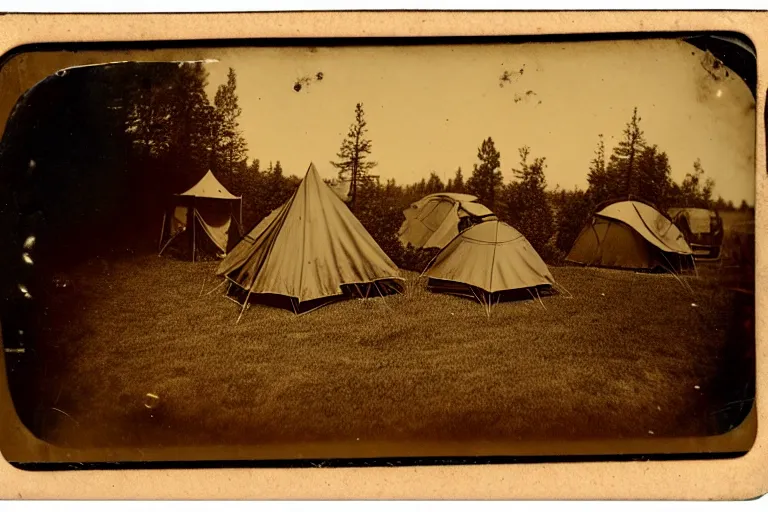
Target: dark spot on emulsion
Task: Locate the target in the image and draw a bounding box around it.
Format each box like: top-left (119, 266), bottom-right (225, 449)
top-left (294, 83), bottom-right (302, 92)
top-left (316, 72), bottom-right (324, 81)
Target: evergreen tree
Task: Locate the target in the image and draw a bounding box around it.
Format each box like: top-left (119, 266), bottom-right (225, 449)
top-left (555, 188), bottom-right (594, 254)
top-left (169, 63), bottom-right (217, 188)
top-left (635, 145), bottom-right (672, 208)
top-left (606, 107), bottom-right (647, 198)
top-left (452, 167), bottom-right (465, 193)
top-left (501, 146), bottom-right (554, 255)
top-left (586, 134), bottom-right (612, 204)
top-left (125, 62), bottom-right (215, 194)
top-left (466, 137), bottom-right (503, 210)
top-left (330, 102), bottom-right (377, 211)
top-left (679, 158), bottom-right (715, 208)
top-left (425, 171), bottom-right (445, 194)
top-left (212, 68), bottom-right (248, 176)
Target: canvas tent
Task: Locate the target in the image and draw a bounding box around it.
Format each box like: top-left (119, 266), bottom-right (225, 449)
top-left (217, 163), bottom-right (404, 317)
top-left (159, 170), bottom-right (243, 261)
top-left (566, 200), bottom-right (694, 271)
top-left (423, 220), bottom-right (555, 312)
top-left (397, 193), bottom-right (496, 250)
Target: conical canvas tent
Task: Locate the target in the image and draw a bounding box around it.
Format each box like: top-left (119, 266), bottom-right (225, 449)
top-left (159, 170), bottom-right (243, 261)
top-left (217, 163), bottom-right (404, 317)
top-left (423, 220), bottom-right (555, 312)
top-left (397, 193), bottom-right (496, 250)
top-left (566, 200), bottom-right (694, 271)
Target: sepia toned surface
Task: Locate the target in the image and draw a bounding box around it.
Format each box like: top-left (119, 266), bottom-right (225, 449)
top-left (0, 11), bottom-right (764, 500)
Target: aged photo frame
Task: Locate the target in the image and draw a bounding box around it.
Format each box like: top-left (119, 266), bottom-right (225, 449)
top-left (0, 10), bottom-right (765, 500)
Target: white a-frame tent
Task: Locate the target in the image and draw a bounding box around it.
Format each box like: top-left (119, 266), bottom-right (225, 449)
top-left (159, 170), bottom-right (243, 261)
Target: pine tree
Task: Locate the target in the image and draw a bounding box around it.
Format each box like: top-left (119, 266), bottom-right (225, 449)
top-left (606, 107), bottom-right (646, 198)
top-left (586, 134), bottom-right (611, 204)
top-left (466, 137), bottom-right (503, 209)
top-left (425, 171), bottom-right (445, 194)
top-left (126, 62), bottom-right (213, 190)
top-left (330, 102), bottom-right (377, 212)
top-left (501, 146), bottom-right (554, 255)
top-left (453, 167), bottom-right (465, 193)
top-left (635, 145), bottom-right (672, 208)
top-left (212, 68), bottom-right (248, 176)
top-left (555, 188), bottom-right (594, 254)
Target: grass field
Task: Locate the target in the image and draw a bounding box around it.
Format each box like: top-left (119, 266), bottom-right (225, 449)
top-left (11, 239), bottom-right (754, 451)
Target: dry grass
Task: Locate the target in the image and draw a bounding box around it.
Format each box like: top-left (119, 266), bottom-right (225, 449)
top-left (17, 251), bottom-right (752, 451)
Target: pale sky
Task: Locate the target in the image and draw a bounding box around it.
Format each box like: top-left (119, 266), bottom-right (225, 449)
top-left (202, 39), bottom-right (756, 204)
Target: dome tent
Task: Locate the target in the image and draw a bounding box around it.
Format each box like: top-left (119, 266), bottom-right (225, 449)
top-left (566, 199), bottom-right (694, 271)
top-left (423, 219), bottom-right (556, 314)
top-left (397, 193), bottom-right (496, 250)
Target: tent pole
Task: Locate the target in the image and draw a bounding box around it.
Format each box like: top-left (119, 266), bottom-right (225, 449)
top-left (158, 211), bottom-right (167, 253)
top-left (159, 229), bottom-right (182, 256)
top-left (373, 282), bottom-right (392, 311)
top-left (192, 205), bottom-right (197, 263)
top-left (236, 288), bottom-right (253, 324)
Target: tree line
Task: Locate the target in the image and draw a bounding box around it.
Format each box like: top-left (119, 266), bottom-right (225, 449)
top-left (322, 101), bottom-right (745, 268)
top-left (0, 62), bottom-right (749, 274)
top-left (119, 64), bottom-right (752, 268)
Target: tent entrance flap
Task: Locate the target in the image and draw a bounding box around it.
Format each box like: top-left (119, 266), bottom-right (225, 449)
top-left (158, 170), bottom-right (241, 261)
top-left (194, 206), bottom-right (232, 254)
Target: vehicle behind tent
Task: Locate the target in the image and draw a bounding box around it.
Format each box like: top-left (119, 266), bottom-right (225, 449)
top-left (668, 207), bottom-right (724, 261)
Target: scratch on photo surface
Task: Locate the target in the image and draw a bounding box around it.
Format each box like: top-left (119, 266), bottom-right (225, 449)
top-left (51, 407), bottom-right (80, 426)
